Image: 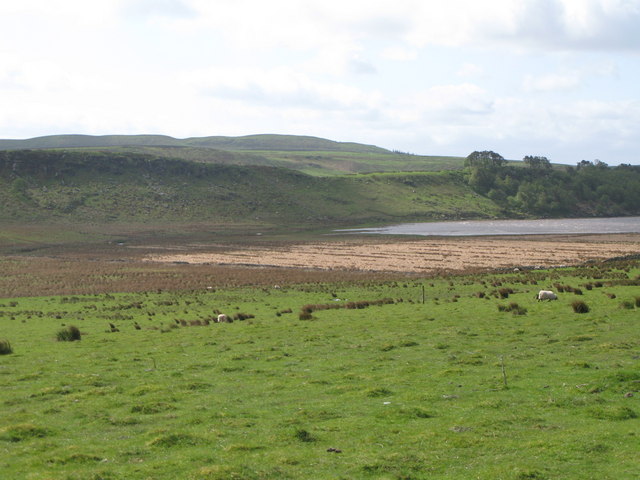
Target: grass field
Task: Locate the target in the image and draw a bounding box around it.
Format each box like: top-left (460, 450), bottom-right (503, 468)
top-left (1, 260), bottom-right (639, 479)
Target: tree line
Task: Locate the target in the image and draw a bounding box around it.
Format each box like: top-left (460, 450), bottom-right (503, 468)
top-left (464, 151), bottom-right (640, 216)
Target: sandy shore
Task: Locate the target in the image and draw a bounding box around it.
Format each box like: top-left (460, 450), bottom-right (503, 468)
top-left (145, 234), bottom-right (640, 274)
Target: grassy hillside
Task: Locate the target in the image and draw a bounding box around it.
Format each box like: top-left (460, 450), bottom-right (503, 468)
top-left (0, 134), bottom-right (465, 176)
top-left (1, 261), bottom-right (639, 479)
top-left (240, 150), bottom-right (464, 175)
top-left (0, 150), bottom-right (499, 229)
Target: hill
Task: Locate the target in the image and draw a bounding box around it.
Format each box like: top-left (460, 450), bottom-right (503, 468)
top-left (0, 133), bottom-right (386, 153)
top-left (0, 134), bottom-right (465, 176)
top-left (0, 149), bottom-right (498, 230)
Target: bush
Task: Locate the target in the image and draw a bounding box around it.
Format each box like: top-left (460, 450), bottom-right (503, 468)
top-left (56, 325), bottom-right (81, 341)
top-left (298, 311), bottom-right (314, 320)
top-left (571, 301), bottom-right (590, 314)
top-left (635, 296), bottom-right (640, 307)
top-left (0, 339), bottom-right (13, 355)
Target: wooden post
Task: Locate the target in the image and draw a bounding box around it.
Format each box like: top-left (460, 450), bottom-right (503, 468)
top-left (422, 285), bottom-right (425, 304)
top-left (500, 355), bottom-right (508, 389)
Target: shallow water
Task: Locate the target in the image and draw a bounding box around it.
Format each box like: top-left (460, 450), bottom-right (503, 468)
top-left (337, 216), bottom-right (640, 237)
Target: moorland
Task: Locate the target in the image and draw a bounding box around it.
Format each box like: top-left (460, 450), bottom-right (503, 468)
top-left (1, 134), bottom-right (639, 479)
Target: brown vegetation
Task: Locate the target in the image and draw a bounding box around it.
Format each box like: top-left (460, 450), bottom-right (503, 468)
top-left (0, 233), bottom-right (638, 298)
top-left (146, 234), bottom-right (640, 274)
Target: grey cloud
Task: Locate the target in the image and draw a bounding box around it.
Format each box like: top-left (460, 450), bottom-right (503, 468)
top-left (491, 0), bottom-right (640, 51)
top-left (348, 58), bottom-right (378, 75)
top-left (357, 15), bottom-right (413, 37)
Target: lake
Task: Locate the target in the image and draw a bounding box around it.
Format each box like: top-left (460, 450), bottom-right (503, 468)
top-left (336, 216), bottom-right (640, 237)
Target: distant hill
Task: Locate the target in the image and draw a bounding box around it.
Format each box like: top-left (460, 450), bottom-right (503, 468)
top-left (0, 134), bottom-right (465, 175)
top-left (0, 133), bottom-right (388, 153)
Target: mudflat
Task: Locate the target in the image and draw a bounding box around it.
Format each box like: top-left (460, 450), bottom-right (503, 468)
top-left (146, 233), bottom-right (640, 274)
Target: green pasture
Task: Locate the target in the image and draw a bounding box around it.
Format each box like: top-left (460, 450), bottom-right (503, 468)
top-left (1, 264), bottom-right (639, 479)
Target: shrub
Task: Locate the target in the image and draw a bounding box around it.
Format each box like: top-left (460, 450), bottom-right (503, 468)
top-left (635, 296), bottom-right (640, 307)
top-left (571, 300), bottom-right (590, 314)
top-left (56, 325), bottom-right (81, 341)
top-left (0, 339), bottom-right (12, 355)
top-left (298, 311), bottom-right (314, 320)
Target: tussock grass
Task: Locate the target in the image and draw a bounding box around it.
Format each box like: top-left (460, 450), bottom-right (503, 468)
top-left (55, 325), bottom-right (81, 341)
top-left (0, 339), bottom-right (12, 355)
top-left (571, 300), bottom-right (590, 313)
top-left (0, 424), bottom-right (51, 442)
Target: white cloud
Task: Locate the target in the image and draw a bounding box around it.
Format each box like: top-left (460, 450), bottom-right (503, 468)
top-left (348, 57), bottom-right (378, 75)
top-left (523, 72), bottom-right (582, 92)
top-left (380, 47), bottom-right (418, 62)
top-left (411, 84), bottom-right (495, 119)
top-left (184, 66), bottom-right (383, 112)
top-left (120, 0), bottom-right (196, 19)
top-left (457, 63), bottom-right (484, 78)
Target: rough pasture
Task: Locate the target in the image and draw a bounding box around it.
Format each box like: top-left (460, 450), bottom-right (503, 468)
top-left (1, 261), bottom-right (639, 479)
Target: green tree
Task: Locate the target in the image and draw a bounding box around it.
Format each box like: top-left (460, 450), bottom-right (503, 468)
top-left (522, 155), bottom-right (551, 170)
top-left (464, 150), bottom-right (505, 170)
top-left (464, 151), bottom-right (506, 195)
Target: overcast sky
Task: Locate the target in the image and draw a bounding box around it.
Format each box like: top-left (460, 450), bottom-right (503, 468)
top-left (1, 0), bottom-right (639, 164)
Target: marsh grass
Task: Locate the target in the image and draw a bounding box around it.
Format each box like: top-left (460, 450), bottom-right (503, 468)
top-left (1, 262), bottom-right (639, 479)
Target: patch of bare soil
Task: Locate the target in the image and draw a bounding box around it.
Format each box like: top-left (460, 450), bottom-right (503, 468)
top-left (145, 234), bottom-right (640, 274)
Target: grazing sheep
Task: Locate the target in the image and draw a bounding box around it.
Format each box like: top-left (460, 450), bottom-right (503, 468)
top-left (536, 290), bottom-right (558, 301)
top-left (217, 314), bottom-right (231, 323)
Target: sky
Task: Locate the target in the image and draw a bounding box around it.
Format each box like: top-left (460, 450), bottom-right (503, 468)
top-left (1, 0), bottom-right (639, 165)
